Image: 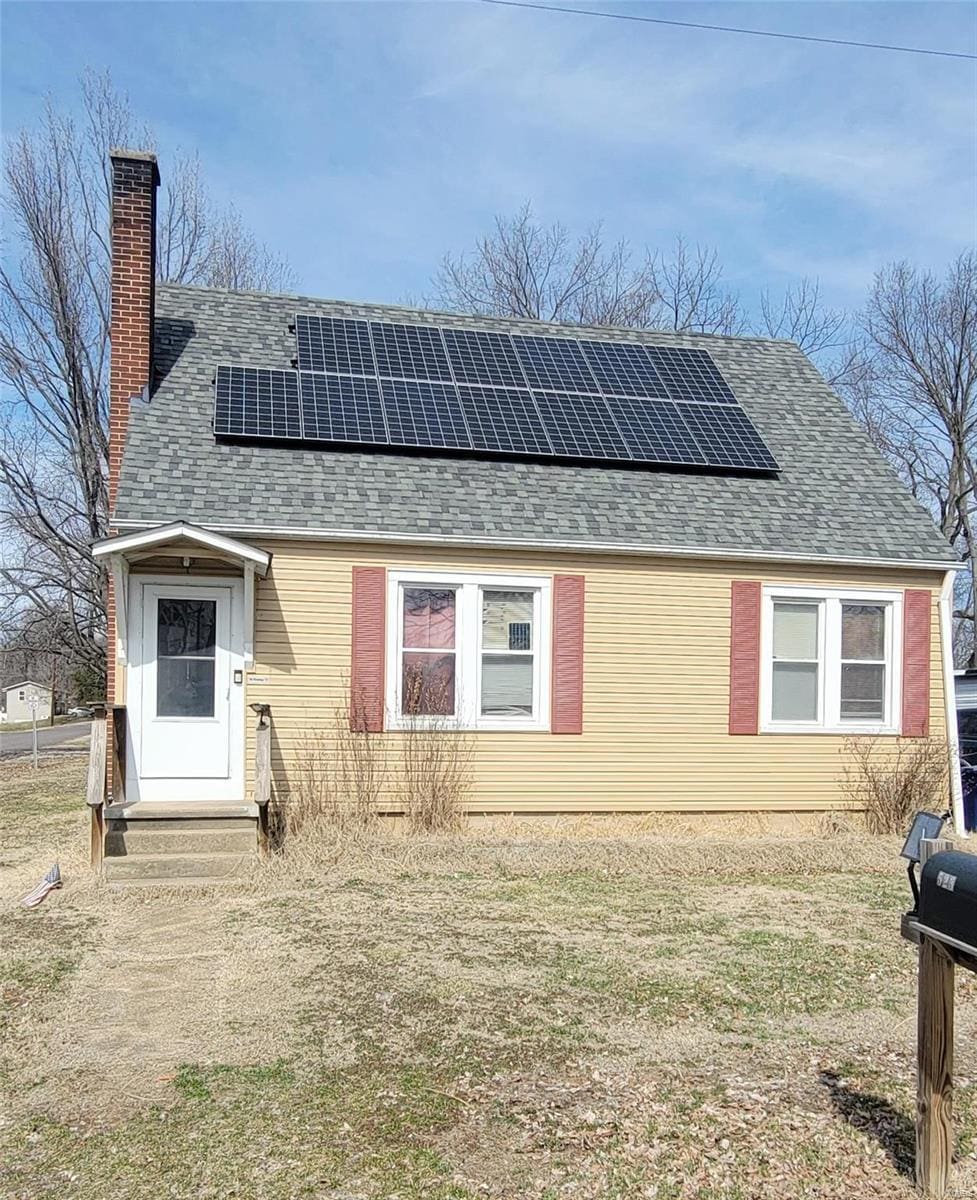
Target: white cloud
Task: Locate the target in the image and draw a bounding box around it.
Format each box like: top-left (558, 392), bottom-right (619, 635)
top-left (394, 0), bottom-right (976, 276)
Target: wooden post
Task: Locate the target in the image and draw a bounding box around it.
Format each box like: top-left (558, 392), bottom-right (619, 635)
top-left (253, 704), bottom-right (271, 858)
top-left (916, 837), bottom-right (956, 1196)
top-left (917, 937), bottom-right (954, 1196)
top-left (111, 705), bottom-right (127, 804)
top-left (86, 707), bottom-right (108, 870)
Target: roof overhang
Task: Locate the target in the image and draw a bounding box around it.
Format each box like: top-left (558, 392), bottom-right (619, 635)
top-left (93, 521), bottom-right (271, 576)
top-left (108, 517), bottom-right (961, 574)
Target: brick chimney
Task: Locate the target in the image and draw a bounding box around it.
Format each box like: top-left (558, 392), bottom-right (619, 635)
top-left (108, 149), bottom-right (159, 514)
top-left (106, 150), bottom-right (158, 746)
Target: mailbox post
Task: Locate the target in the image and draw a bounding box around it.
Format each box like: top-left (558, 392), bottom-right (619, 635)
top-left (901, 834), bottom-right (977, 1197)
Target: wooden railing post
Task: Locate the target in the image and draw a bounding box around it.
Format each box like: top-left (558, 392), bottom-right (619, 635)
top-left (87, 705), bottom-right (108, 870)
top-left (252, 703), bottom-right (271, 857)
top-left (111, 704), bottom-right (127, 804)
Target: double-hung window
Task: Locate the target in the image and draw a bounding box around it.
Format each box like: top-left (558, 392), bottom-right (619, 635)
top-left (762, 587), bottom-right (902, 733)
top-left (387, 571), bottom-right (551, 730)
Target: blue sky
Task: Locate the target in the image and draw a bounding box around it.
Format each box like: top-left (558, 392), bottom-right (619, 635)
top-left (3, 1), bottom-right (976, 317)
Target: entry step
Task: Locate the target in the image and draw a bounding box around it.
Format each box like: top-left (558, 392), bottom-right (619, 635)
top-left (104, 800), bottom-right (259, 820)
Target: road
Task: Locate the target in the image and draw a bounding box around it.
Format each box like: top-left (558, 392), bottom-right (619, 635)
top-left (0, 719), bottom-right (91, 756)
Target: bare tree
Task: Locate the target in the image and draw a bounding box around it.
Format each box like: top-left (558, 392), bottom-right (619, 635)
top-left (431, 204), bottom-right (660, 327)
top-left (845, 254), bottom-right (976, 664)
top-left (0, 603), bottom-right (97, 716)
top-left (649, 237), bottom-right (743, 335)
top-left (432, 208), bottom-right (751, 335)
top-left (759, 277), bottom-right (860, 387)
top-left (0, 70), bottom-right (295, 680)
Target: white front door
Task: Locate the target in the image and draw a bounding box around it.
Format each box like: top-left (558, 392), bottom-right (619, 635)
top-left (127, 578), bottom-right (245, 802)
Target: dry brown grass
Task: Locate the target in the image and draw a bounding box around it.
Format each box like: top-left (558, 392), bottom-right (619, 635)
top-left (3, 756), bottom-right (977, 1200)
top-left (262, 808), bottom-right (906, 886)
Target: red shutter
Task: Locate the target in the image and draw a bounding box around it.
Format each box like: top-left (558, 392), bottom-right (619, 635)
top-left (901, 589), bottom-right (931, 738)
top-left (350, 567), bottom-right (386, 732)
top-left (729, 580), bottom-right (762, 735)
top-left (551, 574), bottom-right (585, 734)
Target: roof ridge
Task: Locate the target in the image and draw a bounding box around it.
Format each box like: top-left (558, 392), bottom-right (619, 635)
top-left (154, 281), bottom-right (797, 349)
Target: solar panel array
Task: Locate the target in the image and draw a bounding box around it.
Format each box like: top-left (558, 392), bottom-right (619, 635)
top-left (213, 315), bottom-right (778, 472)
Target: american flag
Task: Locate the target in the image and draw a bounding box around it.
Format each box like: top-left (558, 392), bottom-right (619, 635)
top-left (21, 863), bottom-right (62, 909)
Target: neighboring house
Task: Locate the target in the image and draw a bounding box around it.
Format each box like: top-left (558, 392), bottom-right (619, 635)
top-left (3, 681), bottom-right (52, 723)
top-left (91, 151), bottom-right (966, 879)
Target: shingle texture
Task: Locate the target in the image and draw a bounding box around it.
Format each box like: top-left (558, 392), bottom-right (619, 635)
top-left (113, 283), bottom-right (953, 565)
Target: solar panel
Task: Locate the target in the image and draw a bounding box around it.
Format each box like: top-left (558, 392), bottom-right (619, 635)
top-left (300, 373), bottom-right (387, 444)
top-left (214, 365), bottom-right (301, 439)
top-left (442, 329), bottom-right (526, 388)
top-left (533, 391), bottom-right (631, 460)
top-left (295, 315), bottom-right (376, 376)
top-left (457, 386), bottom-right (553, 456)
top-left (227, 315), bottom-right (782, 473)
top-left (514, 336), bottom-right (598, 393)
top-left (581, 341), bottom-right (670, 399)
top-left (646, 347), bottom-right (737, 405)
top-left (676, 402), bottom-right (778, 470)
top-left (381, 379), bottom-right (471, 449)
top-left (371, 322), bottom-right (453, 382)
top-left (605, 396), bottom-right (705, 465)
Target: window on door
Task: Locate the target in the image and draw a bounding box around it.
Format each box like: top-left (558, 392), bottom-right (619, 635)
top-left (156, 598), bottom-right (217, 718)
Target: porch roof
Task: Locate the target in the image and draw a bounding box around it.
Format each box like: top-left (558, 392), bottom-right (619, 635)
top-left (93, 522), bottom-right (268, 667)
top-left (93, 521), bottom-right (271, 575)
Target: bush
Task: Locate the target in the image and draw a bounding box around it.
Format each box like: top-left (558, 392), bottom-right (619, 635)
top-left (284, 685), bottom-right (386, 839)
top-left (841, 737), bottom-right (950, 834)
top-left (401, 671), bottom-right (473, 833)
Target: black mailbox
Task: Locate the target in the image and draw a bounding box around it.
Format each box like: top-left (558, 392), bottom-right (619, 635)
top-left (916, 850), bottom-right (977, 955)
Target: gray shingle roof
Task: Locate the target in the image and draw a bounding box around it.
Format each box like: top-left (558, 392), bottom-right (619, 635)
top-left (112, 283), bottom-right (954, 567)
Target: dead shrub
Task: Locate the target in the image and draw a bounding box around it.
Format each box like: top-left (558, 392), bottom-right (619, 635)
top-left (283, 683), bottom-right (386, 839)
top-left (401, 668), bottom-right (473, 833)
top-left (284, 727), bottom-right (331, 838)
top-left (841, 736), bottom-right (950, 834)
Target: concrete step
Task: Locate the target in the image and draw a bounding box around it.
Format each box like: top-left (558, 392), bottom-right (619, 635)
top-left (105, 827), bottom-right (257, 857)
top-left (103, 852), bottom-right (256, 884)
top-left (107, 816), bottom-right (256, 833)
top-left (105, 802), bottom-right (258, 821)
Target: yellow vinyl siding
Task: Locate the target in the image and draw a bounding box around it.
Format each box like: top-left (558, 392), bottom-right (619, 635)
top-left (243, 540), bottom-right (948, 814)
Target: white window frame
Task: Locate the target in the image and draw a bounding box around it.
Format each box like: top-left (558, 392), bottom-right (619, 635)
top-left (385, 570), bottom-right (552, 732)
top-left (760, 585), bottom-right (903, 735)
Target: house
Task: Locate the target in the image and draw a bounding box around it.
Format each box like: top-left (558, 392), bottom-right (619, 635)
top-left (90, 151), bottom-right (966, 880)
top-left (3, 681), bottom-right (53, 724)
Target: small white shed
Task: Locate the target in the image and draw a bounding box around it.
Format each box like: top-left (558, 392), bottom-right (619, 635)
top-left (3, 680), bottom-right (52, 722)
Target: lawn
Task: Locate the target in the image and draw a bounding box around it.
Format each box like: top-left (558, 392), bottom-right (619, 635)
top-left (2, 757), bottom-right (976, 1199)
